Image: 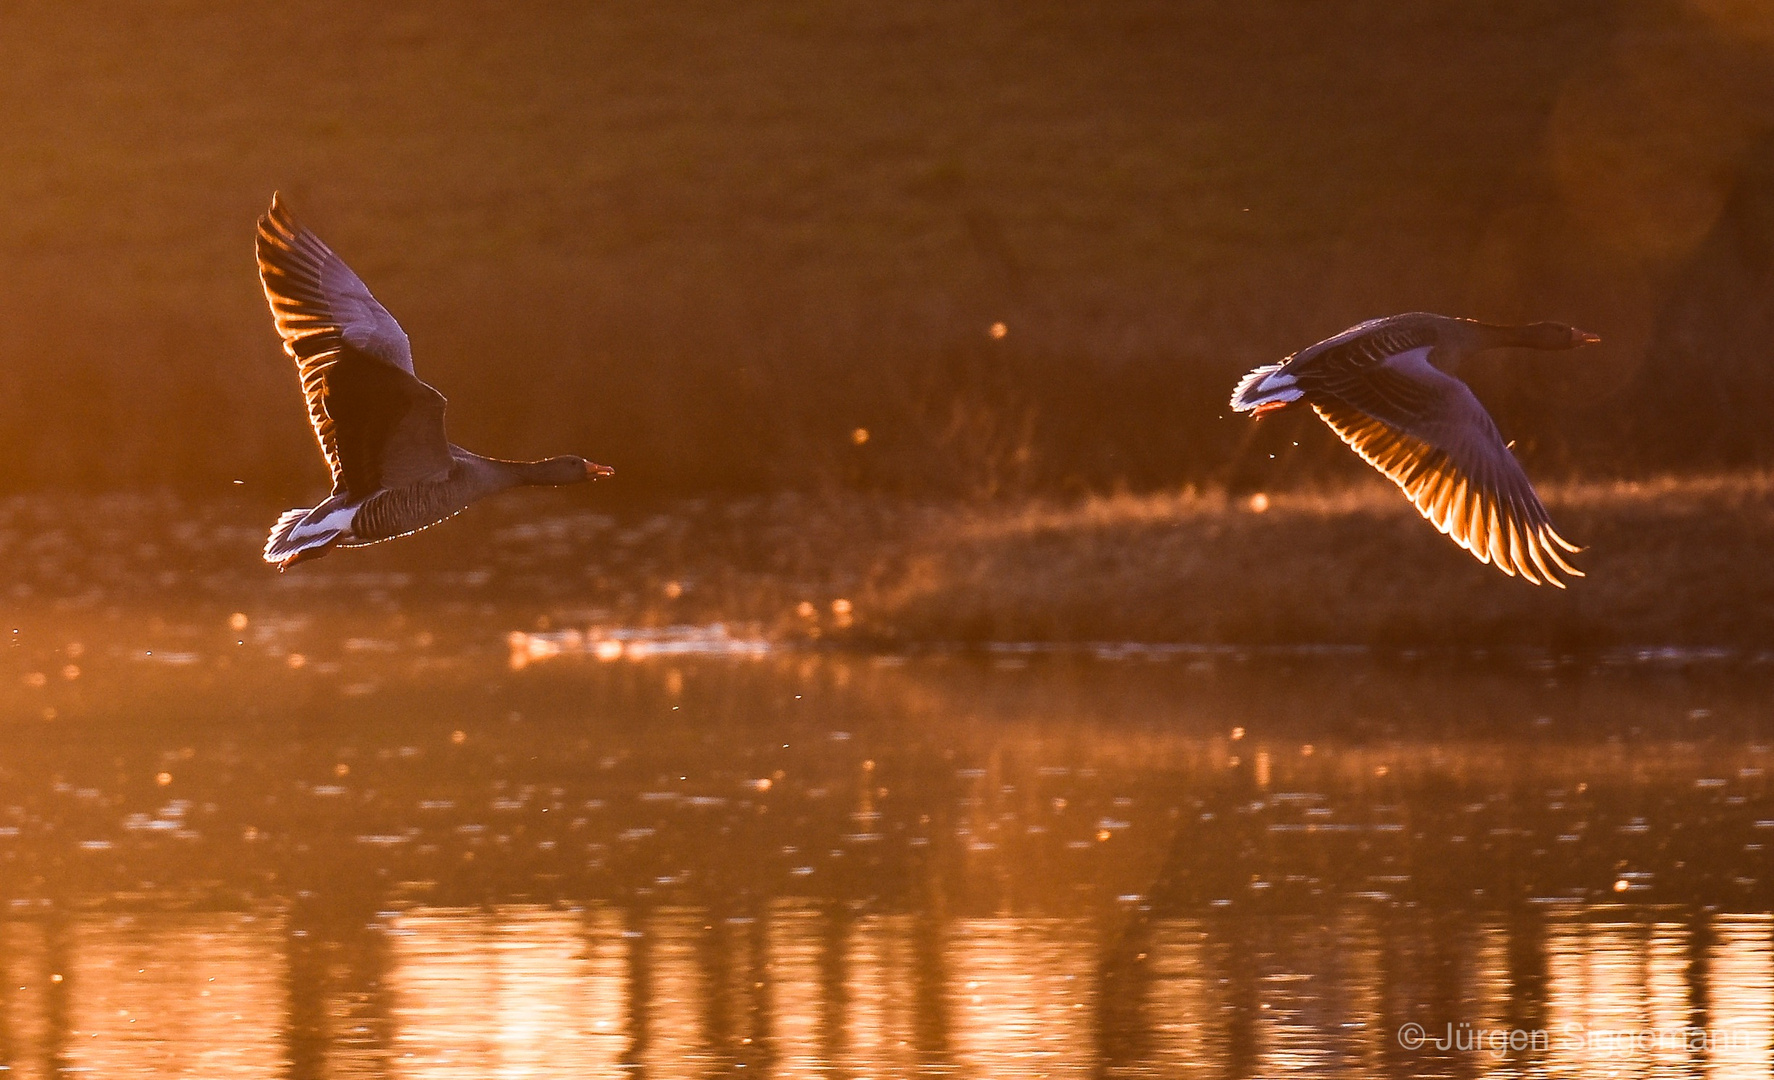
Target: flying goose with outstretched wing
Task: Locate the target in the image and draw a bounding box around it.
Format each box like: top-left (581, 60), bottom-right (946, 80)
top-left (256, 193), bottom-right (612, 569)
top-left (1230, 312), bottom-right (1600, 586)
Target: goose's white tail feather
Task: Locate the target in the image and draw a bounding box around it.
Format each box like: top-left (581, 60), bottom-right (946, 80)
top-left (263, 500), bottom-right (356, 565)
top-left (1230, 364), bottom-right (1302, 412)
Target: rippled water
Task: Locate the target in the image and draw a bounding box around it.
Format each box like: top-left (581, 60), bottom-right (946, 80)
top-left (0, 614), bottom-right (1770, 1077)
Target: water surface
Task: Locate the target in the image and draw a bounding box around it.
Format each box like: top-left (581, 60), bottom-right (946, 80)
top-left (0, 618), bottom-right (1769, 1077)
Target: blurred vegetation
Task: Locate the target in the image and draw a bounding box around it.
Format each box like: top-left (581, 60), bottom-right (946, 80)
top-left (5, 476), bottom-right (1774, 648)
top-left (1, 0), bottom-right (1773, 502)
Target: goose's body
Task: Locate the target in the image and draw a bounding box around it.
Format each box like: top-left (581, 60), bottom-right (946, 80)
top-left (1230, 312), bottom-right (1600, 586)
top-left (256, 194), bottom-right (611, 569)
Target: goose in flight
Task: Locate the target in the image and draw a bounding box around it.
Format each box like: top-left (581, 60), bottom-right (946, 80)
top-left (1230, 312), bottom-right (1600, 586)
top-left (255, 193), bottom-right (612, 569)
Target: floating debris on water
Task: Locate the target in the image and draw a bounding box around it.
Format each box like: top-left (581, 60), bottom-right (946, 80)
top-left (508, 623), bottom-right (771, 668)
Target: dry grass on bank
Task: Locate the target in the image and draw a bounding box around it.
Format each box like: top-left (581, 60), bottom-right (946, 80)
top-left (2, 475), bottom-right (1770, 651)
top-left (842, 473), bottom-right (1774, 649)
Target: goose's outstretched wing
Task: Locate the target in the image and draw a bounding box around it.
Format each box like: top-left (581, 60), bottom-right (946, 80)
top-left (256, 193), bottom-right (453, 499)
top-left (1306, 348), bottom-right (1582, 586)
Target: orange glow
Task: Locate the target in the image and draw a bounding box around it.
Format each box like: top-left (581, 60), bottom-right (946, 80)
top-left (766, 902), bottom-right (823, 1075)
top-left (1540, 917), bottom-right (1750, 1075)
top-left (1686, 0), bottom-right (1774, 44)
top-left (1145, 920), bottom-right (1218, 1070)
top-left (1, 922), bottom-right (51, 1080)
top-left (846, 915), bottom-right (920, 1072)
top-left (948, 919), bottom-right (1094, 1076)
top-left (1709, 916), bottom-right (1772, 1080)
top-left (62, 913), bottom-right (286, 1078)
top-left (386, 906), bottom-right (626, 1077)
top-left (637, 908), bottom-right (707, 1078)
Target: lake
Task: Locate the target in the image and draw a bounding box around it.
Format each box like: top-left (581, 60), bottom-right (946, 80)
top-left (0, 613), bottom-right (1769, 1077)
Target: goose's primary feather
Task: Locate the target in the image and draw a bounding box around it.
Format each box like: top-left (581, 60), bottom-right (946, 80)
top-left (256, 195), bottom-right (454, 499)
top-left (1230, 312), bottom-right (1597, 586)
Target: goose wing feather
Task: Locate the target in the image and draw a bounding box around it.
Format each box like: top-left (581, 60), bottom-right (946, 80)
top-left (1304, 348), bottom-right (1582, 586)
top-left (256, 194), bottom-right (453, 498)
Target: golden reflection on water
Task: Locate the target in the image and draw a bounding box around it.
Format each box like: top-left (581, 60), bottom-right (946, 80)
top-left (1710, 916), bottom-right (1772, 1080)
top-left (765, 902), bottom-right (823, 1078)
top-left (1335, 913), bottom-right (1385, 1075)
top-left (1544, 915), bottom-right (1774, 1079)
top-left (1645, 922), bottom-right (1691, 1077)
top-left (0, 904), bottom-right (1760, 1076)
top-left (947, 918), bottom-right (1094, 1078)
top-left (1145, 920), bottom-right (1218, 1076)
top-left (1545, 920), bottom-right (1645, 1073)
top-left (1471, 921), bottom-right (1511, 1048)
top-left (845, 914), bottom-right (920, 1076)
top-left (387, 906), bottom-right (625, 1078)
top-left (0, 922), bottom-right (51, 1080)
top-left (63, 913), bottom-right (285, 1078)
top-left (639, 907), bottom-right (708, 1078)
top-left (0, 652), bottom-right (1764, 1076)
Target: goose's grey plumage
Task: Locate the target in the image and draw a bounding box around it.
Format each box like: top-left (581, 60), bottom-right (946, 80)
top-left (256, 193), bottom-right (612, 569)
top-left (1230, 312), bottom-right (1600, 587)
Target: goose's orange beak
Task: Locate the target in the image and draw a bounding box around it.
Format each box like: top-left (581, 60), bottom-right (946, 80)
top-left (1574, 329), bottom-right (1601, 346)
top-left (586, 461), bottom-right (614, 478)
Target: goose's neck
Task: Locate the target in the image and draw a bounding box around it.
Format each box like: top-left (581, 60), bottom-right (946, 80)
top-left (479, 460), bottom-right (539, 489)
top-left (503, 455), bottom-right (592, 487)
top-left (459, 455), bottom-right (540, 491)
top-left (510, 460), bottom-right (557, 486)
top-left (1469, 321), bottom-right (1575, 351)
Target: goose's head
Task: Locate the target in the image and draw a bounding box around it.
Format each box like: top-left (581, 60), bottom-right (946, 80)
top-left (525, 455), bottom-right (615, 485)
top-left (1521, 322), bottom-right (1602, 350)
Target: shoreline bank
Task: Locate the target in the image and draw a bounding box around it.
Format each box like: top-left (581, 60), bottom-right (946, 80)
top-left (2, 474), bottom-right (1770, 652)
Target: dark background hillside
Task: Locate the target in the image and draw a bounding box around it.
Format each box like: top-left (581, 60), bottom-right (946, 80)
top-left (1, 0), bottom-right (1771, 501)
